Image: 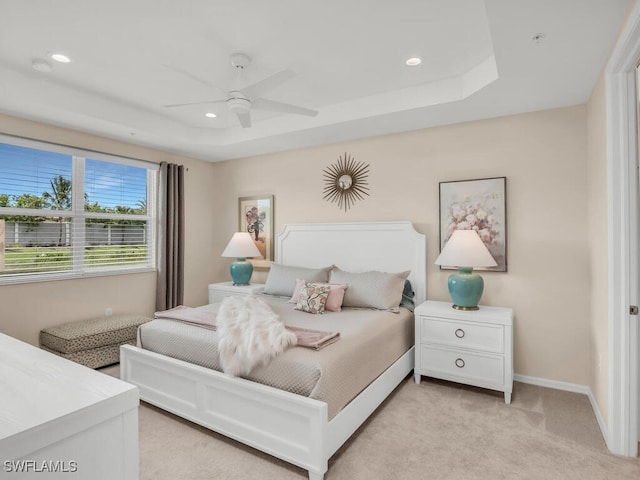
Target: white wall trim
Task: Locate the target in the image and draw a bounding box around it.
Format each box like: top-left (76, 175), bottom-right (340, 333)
top-left (604, 0), bottom-right (640, 457)
top-left (515, 374), bottom-right (610, 448)
top-left (514, 373), bottom-right (589, 395)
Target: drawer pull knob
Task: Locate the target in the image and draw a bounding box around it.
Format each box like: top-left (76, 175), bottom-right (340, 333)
top-left (455, 358), bottom-right (465, 368)
top-left (455, 328), bottom-right (465, 338)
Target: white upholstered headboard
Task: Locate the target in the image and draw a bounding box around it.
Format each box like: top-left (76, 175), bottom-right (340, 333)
top-left (275, 221), bottom-right (427, 305)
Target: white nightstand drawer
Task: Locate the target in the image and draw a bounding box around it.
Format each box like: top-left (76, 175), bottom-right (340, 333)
top-left (420, 317), bottom-right (504, 353)
top-left (420, 345), bottom-right (504, 386)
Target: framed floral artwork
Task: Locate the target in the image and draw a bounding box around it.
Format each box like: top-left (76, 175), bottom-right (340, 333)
top-left (439, 177), bottom-right (507, 272)
top-left (238, 195), bottom-right (274, 270)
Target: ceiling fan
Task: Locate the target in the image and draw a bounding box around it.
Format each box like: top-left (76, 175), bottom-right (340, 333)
top-left (164, 53), bottom-right (318, 128)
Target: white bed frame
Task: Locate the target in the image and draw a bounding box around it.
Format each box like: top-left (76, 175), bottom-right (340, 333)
top-left (121, 221), bottom-right (426, 480)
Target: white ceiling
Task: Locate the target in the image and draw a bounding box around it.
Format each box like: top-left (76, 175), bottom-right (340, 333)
top-left (0, 0), bottom-right (632, 162)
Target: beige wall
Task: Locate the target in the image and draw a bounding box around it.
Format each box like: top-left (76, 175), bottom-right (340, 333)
top-left (586, 73), bottom-right (610, 425)
top-left (0, 114), bottom-right (218, 346)
top-left (0, 105), bottom-right (595, 386)
top-left (212, 105), bottom-right (591, 384)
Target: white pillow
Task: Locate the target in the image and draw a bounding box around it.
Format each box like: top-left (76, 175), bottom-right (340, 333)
top-left (263, 262), bottom-right (333, 297)
top-left (329, 267), bottom-right (410, 312)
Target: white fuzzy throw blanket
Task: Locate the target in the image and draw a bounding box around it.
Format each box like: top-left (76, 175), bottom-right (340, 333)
top-left (216, 295), bottom-right (297, 376)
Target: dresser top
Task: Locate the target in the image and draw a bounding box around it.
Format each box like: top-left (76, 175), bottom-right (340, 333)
top-left (415, 300), bottom-right (513, 325)
top-left (0, 334), bottom-right (137, 441)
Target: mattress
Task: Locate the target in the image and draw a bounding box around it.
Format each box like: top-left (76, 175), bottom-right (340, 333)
top-left (138, 295), bottom-right (414, 419)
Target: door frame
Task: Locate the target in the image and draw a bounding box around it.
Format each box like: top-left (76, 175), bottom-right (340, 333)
top-left (606, 0), bottom-right (640, 457)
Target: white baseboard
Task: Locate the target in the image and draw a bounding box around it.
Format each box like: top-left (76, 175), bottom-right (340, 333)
top-left (587, 388), bottom-right (611, 449)
top-left (514, 374), bottom-right (610, 448)
top-left (514, 373), bottom-right (590, 394)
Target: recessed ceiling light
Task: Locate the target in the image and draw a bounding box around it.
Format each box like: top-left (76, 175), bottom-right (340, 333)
top-left (405, 57), bottom-right (422, 66)
top-left (205, 112), bottom-right (217, 118)
top-left (32, 58), bottom-right (52, 73)
top-left (50, 53), bottom-right (71, 63)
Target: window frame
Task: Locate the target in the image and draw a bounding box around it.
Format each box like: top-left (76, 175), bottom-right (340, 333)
top-left (0, 134), bottom-right (158, 285)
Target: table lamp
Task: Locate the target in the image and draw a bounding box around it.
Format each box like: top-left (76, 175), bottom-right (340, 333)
top-left (221, 232), bottom-right (262, 285)
top-left (434, 229), bottom-right (497, 310)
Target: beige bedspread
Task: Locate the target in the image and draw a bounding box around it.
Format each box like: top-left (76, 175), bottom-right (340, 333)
top-left (137, 295), bottom-right (414, 419)
top-left (153, 303), bottom-right (341, 350)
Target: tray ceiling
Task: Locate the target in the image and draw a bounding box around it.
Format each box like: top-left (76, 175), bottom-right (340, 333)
top-left (0, 0), bottom-right (632, 161)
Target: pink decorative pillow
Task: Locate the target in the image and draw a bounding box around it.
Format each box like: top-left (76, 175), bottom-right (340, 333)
top-left (289, 278), bottom-right (348, 312)
top-left (288, 278), bottom-right (307, 303)
top-left (295, 282), bottom-right (331, 314)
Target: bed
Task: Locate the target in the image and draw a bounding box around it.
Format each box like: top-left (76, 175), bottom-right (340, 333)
top-left (120, 221), bottom-right (426, 480)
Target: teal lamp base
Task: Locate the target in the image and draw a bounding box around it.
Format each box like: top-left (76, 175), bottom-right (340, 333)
top-left (229, 257), bottom-right (253, 286)
top-left (448, 267), bottom-right (484, 311)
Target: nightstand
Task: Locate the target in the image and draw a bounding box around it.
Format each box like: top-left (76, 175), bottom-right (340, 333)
top-left (414, 300), bottom-right (513, 404)
top-left (208, 282), bottom-right (265, 304)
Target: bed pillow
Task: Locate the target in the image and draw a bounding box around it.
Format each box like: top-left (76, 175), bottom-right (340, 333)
top-left (289, 278), bottom-right (348, 312)
top-left (294, 282), bottom-right (332, 314)
top-left (263, 263), bottom-right (333, 297)
top-left (329, 267), bottom-right (410, 312)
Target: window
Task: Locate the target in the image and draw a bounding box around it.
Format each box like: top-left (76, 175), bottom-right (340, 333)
top-left (0, 135), bottom-right (157, 284)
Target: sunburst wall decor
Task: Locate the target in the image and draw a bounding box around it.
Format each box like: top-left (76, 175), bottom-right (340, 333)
top-left (322, 152), bottom-right (370, 212)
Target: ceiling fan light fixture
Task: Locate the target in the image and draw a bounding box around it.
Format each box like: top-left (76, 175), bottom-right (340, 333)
top-left (227, 97), bottom-right (251, 113)
top-left (405, 57), bottom-right (422, 66)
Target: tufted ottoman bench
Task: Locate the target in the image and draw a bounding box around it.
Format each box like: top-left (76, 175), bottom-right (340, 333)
top-left (40, 314), bottom-right (151, 369)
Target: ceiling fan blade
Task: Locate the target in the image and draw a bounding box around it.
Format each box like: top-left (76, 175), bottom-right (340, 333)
top-left (253, 98), bottom-right (318, 117)
top-left (240, 69), bottom-right (295, 100)
top-left (164, 99), bottom-right (227, 108)
top-left (236, 110), bottom-right (252, 128)
top-left (162, 64), bottom-right (229, 96)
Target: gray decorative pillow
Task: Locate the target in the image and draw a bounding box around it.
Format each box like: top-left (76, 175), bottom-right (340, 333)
top-left (329, 267), bottom-right (410, 312)
top-left (263, 263), bottom-right (334, 297)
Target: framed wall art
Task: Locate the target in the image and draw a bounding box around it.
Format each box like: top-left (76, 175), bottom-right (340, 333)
top-left (238, 195), bottom-right (274, 270)
top-left (439, 177), bottom-right (507, 272)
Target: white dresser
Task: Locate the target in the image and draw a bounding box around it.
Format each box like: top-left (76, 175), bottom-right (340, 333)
top-left (414, 300), bottom-right (513, 404)
top-left (0, 334), bottom-right (139, 479)
top-left (208, 281), bottom-right (265, 303)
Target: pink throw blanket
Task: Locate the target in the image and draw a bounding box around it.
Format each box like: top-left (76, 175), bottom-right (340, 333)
top-left (154, 305), bottom-right (340, 351)
top-left (154, 305), bottom-right (217, 329)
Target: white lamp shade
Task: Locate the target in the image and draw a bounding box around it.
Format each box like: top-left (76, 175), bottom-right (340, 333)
top-left (221, 232), bottom-right (262, 258)
top-left (434, 229), bottom-right (497, 268)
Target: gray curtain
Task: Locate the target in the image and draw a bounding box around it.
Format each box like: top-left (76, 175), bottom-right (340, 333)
top-left (156, 162), bottom-right (185, 311)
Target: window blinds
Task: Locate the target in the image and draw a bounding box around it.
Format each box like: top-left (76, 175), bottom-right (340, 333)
top-left (0, 137), bottom-right (157, 283)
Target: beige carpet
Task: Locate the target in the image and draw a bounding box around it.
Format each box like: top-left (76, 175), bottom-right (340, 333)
top-left (100, 365), bottom-right (640, 479)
